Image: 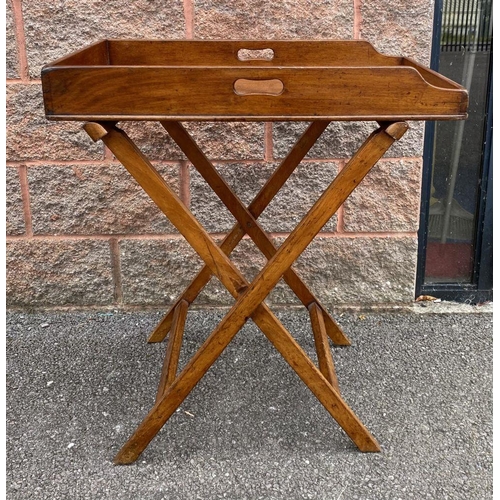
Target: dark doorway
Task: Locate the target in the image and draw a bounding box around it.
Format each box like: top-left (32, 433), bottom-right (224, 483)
top-left (417, 0), bottom-right (492, 303)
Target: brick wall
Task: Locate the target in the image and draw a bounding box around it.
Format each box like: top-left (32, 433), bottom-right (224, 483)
top-left (6, 0), bottom-right (433, 310)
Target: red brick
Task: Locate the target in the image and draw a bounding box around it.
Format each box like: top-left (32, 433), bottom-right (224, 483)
top-left (343, 159), bottom-right (423, 232)
top-left (22, 0), bottom-right (185, 78)
top-left (194, 0), bottom-right (354, 39)
top-left (6, 239), bottom-right (114, 307)
top-left (27, 163), bottom-right (180, 235)
top-left (6, 84), bottom-right (103, 162)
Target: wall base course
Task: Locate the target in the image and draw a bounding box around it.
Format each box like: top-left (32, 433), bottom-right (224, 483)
top-left (6, 239), bottom-right (115, 307)
top-left (269, 236), bottom-right (419, 306)
top-left (119, 238), bottom-right (202, 306)
top-left (115, 235), bottom-right (418, 309)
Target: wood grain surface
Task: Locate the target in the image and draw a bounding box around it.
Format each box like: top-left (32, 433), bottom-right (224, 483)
top-left (42, 40), bottom-right (468, 121)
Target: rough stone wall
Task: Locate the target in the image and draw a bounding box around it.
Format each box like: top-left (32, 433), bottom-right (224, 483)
top-left (6, 0), bottom-right (433, 310)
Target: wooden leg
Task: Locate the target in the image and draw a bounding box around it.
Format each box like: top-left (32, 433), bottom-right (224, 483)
top-left (155, 300), bottom-right (188, 403)
top-left (174, 123), bottom-right (409, 383)
top-left (148, 120), bottom-right (348, 347)
top-left (114, 299), bottom-right (380, 465)
top-left (160, 120), bottom-right (351, 348)
top-left (255, 305), bottom-right (379, 452)
top-left (309, 302), bottom-right (340, 392)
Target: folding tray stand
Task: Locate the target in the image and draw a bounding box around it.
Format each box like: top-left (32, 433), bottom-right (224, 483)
top-left (42, 40), bottom-right (468, 464)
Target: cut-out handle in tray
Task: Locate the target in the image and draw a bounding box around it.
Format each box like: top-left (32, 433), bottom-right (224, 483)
top-left (237, 48), bottom-right (275, 61)
top-left (234, 79), bottom-right (284, 96)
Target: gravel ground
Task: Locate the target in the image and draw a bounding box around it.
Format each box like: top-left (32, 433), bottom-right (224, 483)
top-left (6, 308), bottom-right (493, 499)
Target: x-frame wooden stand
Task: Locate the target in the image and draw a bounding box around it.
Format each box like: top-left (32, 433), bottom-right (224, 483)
top-left (41, 37), bottom-right (468, 466)
top-left (84, 118), bottom-right (408, 465)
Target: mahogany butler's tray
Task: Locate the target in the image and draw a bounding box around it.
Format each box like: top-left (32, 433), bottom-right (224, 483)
top-left (41, 39), bottom-right (468, 122)
top-left (41, 40), bottom-right (468, 465)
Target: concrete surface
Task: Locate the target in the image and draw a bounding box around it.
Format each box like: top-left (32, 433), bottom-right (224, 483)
top-left (6, 307), bottom-right (492, 499)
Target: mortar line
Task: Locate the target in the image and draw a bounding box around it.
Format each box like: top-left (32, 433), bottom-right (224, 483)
top-left (270, 231), bottom-right (418, 239)
top-left (270, 156), bottom-right (423, 164)
top-left (11, 0), bottom-right (29, 81)
top-left (264, 123), bottom-right (274, 161)
top-left (184, 0), bottom-right (194, 39)
top-left (109, 238), bottom-right (123, 304)
top-left (17, 164), bottom-right (33, 237)
top-left (8, 157), bottom-right (421, 167)
top-left (353, 0), bottom-right (362, 39)
top-left (336, 160), bottom-right (346, 233)
top-left (6, 233), bottom-right (183, 242)
top-left (5, 230), bottom-right (418, 242)
top-left (6, 159), bottom-right (182, 167)
top-left (6, 79), bottom-right (42, 85)
top-left (179, 161), bottom-right (191, 206)
top-left (184, 157), bottom-right (268, 166)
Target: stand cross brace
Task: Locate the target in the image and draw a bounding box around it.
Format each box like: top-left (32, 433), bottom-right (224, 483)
top-left (148, 120), bottom-right (349, 347)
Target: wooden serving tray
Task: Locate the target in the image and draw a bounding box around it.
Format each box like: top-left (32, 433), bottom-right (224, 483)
top-left (41, 40), bottom-right (468, 121)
